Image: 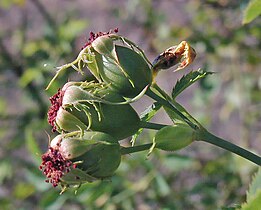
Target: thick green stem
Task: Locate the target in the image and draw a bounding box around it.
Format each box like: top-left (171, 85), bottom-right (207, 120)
top-left (120, 143), bottom-right (153, 155)
top-left (146, 88), bottom-right (198, 129)
top-left (196, 129), bottom-right (261, 166)
top-left (139, 121), bottom-right (166, 130)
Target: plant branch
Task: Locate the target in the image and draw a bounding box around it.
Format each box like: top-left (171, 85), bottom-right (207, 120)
top-left (120, 143), bottom-right (153, 155)
top-left (152, 83), bottom-right (200, 126)
top-left (148, 83), bottom-right (261, 166)
top-left (196, 129), bottom-right (261, 166)
top-left (146, 88), bottom-right (198, 129)
top-left (139, 121), bottom-right (166, 130)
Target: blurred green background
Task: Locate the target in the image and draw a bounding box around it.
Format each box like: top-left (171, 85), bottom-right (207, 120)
top-left (0, 0), bottom-right (260, 209)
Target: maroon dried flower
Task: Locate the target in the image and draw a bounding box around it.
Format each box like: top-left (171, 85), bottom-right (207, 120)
top-left (82, 28), bottom-right (119, 49)
top-left (39, 132), bottom-right (121, 189)
top-left (47, 88), bottom-right (64, 132)
top-left (39, 143), bottom-right (73, 187)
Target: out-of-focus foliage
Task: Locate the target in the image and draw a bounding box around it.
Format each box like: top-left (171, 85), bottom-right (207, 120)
top-left (0, 0), bottom-right (260, 209)
top-left (243, 0), bottom-right (261, 24)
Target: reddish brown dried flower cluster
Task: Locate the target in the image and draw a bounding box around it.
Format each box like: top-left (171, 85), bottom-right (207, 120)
top-left (82, 28), bottom-right (119, 49)
top-left (39, 146), bottom-right (72, 187)
top-left (47, 89), bottom-right (64, 132)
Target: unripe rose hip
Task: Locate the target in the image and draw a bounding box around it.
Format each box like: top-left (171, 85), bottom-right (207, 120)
top-left (48, 82), bottom-right (141, 139)
top-left (39, 131), bottom-right (121, 188)
top-left (88, 37), bottom-right (153, 97)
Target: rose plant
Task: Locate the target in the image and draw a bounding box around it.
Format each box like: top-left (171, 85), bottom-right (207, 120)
top-left (40, 29), bottom-right (261, 193)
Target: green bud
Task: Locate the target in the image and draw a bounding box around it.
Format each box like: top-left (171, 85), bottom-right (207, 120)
top-left (151, 124), bottom-right (195, 152)
top-left (88, 35), bottom-right (153, 98)
top-left (40, 131), bottom-right (121, 188)
top-left (48, 82), bottom-right (140, 139)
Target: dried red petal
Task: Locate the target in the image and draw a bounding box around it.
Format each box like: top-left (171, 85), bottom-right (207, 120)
top-left (81, 28), bottom-right (119, 49)
top-left (47, 89), bottom-right (64, 132)
top-left (39, 146), bottom-right (73, 187)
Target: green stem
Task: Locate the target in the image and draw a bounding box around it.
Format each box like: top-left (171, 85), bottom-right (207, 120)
top-left (151, 83), bottom-right (172, 100)
top-left (152, 83), bottom-right (200, 126)
top-left (120, 143), bottom-right (153, 155)
top-left (146, 88), bottom-right (198, 130)
top-left (146, 84), bottom-right (261, 165)
top-left (139, 121), bottom-right (166, 130)
top-left (197, 129), bottom-right (261, 166)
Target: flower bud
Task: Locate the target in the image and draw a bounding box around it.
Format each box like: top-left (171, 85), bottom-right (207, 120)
top-left (87, 34), bottom-right (153, 98)
top-left (39, 131), bottom-right (121, 188)
top-left (47, 82), bottom-right (140, 139)
top-left (150, 124), bottom-right (195, 153)
top-left (152, 41), bottom-right (196, 74)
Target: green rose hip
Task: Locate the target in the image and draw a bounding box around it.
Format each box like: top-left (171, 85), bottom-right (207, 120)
top-left (48, 82), bottom-right (141, 140)
top-left (39, 131), bottom-right (121, 189)
top-left (88, 35), bottom-right (153, 97)
top-left (46, 30), bottom-right (153, 98)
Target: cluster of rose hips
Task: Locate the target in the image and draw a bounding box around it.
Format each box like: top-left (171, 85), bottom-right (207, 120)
top-left (39, 29), bottom-right (196, 192)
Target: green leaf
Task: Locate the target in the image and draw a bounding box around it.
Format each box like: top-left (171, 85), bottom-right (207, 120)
top-left (239, 168), bottom-right (261, 210)
top-left (242, 0), bottom-right (261, 24)
top-left (61, 168), bottom-right (97, 185)
top-left (241, 190), bottom-right (261, 210)
top-left (140, 102), bottom-right (162, 120)
top-left (131, 102), bottom-right (162, 145)
top-left (247, 168), bottom-right (261, 202)
top-left (172, 69), bottom-right (214, 99)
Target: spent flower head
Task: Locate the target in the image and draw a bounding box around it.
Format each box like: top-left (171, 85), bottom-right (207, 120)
top-left (48, 88), bottom-right (64, 132)
top-left (47, 81), bottom-right (141, 139)
top-left (81, 28), bottom-right (119, 49)
top-left (152, 41), bottom-right (196, 75)
top-left (46, 29), bottom-right (152, 98)
top-left (39, 131), bottom-right (121, 190)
